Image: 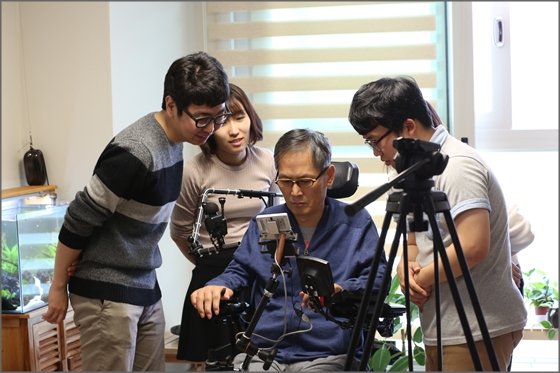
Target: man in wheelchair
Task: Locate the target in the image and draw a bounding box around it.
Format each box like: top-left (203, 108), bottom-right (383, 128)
top-left (191, 129), bottom-right (388, 371)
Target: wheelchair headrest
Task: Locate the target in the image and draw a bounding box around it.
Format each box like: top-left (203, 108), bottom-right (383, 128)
top-left (327, 161), bottom-right (359, 199)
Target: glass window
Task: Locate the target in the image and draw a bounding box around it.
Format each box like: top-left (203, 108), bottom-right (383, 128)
top-left (205, 1), bottom-right (449, 249)
top-left (472, 1), bottom-right (558, 150)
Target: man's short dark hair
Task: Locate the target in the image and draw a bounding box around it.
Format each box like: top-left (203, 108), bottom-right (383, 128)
top-left (274, 129), bottom-right (332, 172)
top-left (348, 76), bottom-right (434, 136)
top-left (161, 51), bottom-right (230, 116)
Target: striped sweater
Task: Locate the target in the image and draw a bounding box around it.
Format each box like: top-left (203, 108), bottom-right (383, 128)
top-left (59, 112), bottom-right (183, 306)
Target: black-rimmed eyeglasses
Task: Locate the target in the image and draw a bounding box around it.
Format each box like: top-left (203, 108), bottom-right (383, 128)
top-left (275, 167), bottom-right (328, 189)
top-left (364, 128), bottom-right (392, 152)
top-left (183, 106), bottom-right (232, 129)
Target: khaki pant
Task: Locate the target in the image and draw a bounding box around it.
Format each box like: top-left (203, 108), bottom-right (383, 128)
top-left (425, 329), bottom-right (523, 371)
top-left (70, 293), bottom-right (166, 371)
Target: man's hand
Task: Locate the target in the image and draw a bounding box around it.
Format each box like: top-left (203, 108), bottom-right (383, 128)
top-left (412, 269), bottom-right (433, 312)
top-left (299, 283), bottom-right (343, 309)
top-left (42, 242), bottom-right (81, 324)
top-left (397, 260), bottom-right (430, 311)
top-left (42, 286), bottom-right (69, 324)
top-left (191, 285), bottom-right (233, 320)
top-left (67, 259), bottom-right (79, 277)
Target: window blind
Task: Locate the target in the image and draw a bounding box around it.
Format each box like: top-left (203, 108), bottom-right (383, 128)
top-left (205, 1), bottom-right (448, 250)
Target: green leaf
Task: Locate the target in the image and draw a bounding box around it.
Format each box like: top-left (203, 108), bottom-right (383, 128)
top-left (369, 346), bottom-right (391, 372)
top-left (410, 304), bottom-right (420, 322)
top-left (1, 242), bottom-right (19, 275)
top-left (413, 326), bottom-right (423, 343)
top-left (389, 274), bottom-right (400, 295)
top-left (540, 320), bottom-right (553, 328)
top-left (2, 289), bottom-right (15, 300)
top-left (42, 244), bottom-right (57, 258)
top-left (523, 268), bottom-right (558, 308)
top-left (413, 345), bottom-right (426, 366)
top-left (522, 268), bottom-right (534, 278)
top-left (547, 328), bottom-right (557, 340)
top-left (388, 356), bottom-right (410, 372)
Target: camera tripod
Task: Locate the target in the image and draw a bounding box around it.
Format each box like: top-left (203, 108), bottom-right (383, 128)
top-left (343, 138), bottom-right (500, 371)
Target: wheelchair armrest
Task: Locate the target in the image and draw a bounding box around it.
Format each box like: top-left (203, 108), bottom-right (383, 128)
top-left (383, 303), bottom-right (406, 318)
top-left (328, 292), bottom-right (408, 337)
top-left (329, 291), bottom-right (406, 319)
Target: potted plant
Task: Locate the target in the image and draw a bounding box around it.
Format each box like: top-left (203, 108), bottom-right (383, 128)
top-left (522, 268), bottom-right (558, 317)
top-left (368, 274), bottom-right (426, 371)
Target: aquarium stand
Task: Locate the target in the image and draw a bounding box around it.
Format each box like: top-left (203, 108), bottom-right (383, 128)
top-left (2, 305), bottom-right (82, 371)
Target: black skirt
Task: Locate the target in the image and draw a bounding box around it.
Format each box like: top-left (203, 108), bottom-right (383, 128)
top-left (176, 250), bottom-right (250, 362)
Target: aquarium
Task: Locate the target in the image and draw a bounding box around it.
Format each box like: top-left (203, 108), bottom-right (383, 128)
top-left (2, 203), bottom-right (67, 313)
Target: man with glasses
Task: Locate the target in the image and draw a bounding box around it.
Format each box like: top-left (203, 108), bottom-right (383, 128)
top-left (43, 52), bottom-right (230, 371)
top-left (348, 76), bottom-right (526, 371)
top-left (191, 129), bottom-right (387, 371)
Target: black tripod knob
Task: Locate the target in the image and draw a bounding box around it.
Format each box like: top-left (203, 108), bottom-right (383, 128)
top-left (258, 347), bottom-right (278, 371)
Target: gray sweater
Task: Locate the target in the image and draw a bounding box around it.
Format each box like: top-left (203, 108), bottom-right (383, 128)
top-left (59, 112), bottom-right (183, 306)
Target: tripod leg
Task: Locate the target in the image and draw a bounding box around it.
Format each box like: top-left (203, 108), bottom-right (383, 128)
top-left (400, 214), bottom-right (415, 371)
top-left (423, 193), bottom-right (499, 371)
top-left (441, 208), bottom-right (500, 371)
top-left (358, 195), bottom-right (414, 371)
top-left (344, 208), bottom-right (395, 371)
top-left (432, 228), bottom-right (443, 371)
top-left (236, 277), bottom-right (279, 371)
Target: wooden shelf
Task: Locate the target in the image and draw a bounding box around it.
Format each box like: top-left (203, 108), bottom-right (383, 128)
top-left (2, 185), bottom-right (58, 199)
top-left (2, 305), bottom-right (80, 371)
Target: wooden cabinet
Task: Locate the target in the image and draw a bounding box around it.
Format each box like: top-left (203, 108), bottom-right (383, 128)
top-left (2, 186), bottom-right (78, 371)
top-left (2, 305), bottom-right (82, 372)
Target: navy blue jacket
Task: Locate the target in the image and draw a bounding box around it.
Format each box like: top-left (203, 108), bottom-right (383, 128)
top-left (207, 197), bottom-right (386, 363)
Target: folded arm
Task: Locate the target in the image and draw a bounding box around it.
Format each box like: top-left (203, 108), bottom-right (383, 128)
top-left (397, 233), bottom-right (430, 310)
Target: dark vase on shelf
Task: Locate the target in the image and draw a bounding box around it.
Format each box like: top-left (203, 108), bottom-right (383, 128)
top-left (547, 307), bottom-right (558, 328)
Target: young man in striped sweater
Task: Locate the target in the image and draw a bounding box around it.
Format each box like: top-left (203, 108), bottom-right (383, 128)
top-left (43, 51), bottom-right (230, 371)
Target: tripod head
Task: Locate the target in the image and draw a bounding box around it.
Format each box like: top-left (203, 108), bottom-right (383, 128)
top-left (345, 138), bottom-right (448, 217)
top-left (392, 137), bottom-right (448, 193)
top-left (394, 137), bottom-right (448, 177)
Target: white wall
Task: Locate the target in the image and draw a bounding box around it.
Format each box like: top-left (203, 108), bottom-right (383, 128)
top-left (1, 2), bottom-right (27, 188)
top-left (108, 1), bottom-right (205, 136)
top-left (18, 2), bottom-right (114, 201)
top-left (446, 1), bottom-right (476, 147)
top-left (2, 2), bottom-right (113, 196)
top-left (1, 1), bottom-right (205, 335)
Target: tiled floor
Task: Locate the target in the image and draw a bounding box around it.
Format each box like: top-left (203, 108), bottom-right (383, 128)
top-left (165, 338), bottom-right (559, 372)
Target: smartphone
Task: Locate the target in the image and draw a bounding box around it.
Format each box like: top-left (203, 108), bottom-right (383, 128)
top-left (255, 213), bottom-right (296, 241)
top-left (256, 212), bottom-right (298, 258)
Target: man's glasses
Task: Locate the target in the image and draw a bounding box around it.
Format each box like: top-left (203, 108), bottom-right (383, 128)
top-left (275, 167), bottom-right (328, 189)
top-left (364, 128), bottom-right (392, 152)
top-left (183, 106), bottom-right (232, 129)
